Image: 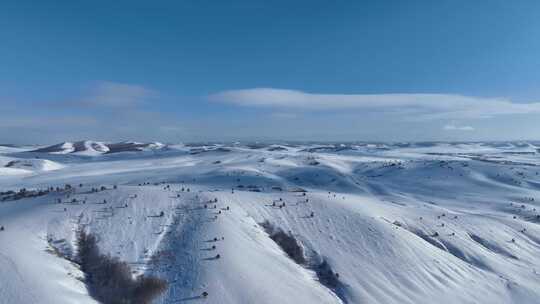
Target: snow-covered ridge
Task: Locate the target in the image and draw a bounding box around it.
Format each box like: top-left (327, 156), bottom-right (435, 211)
top-left (1, 141), bottom-right (540, 303)
top-left (32, 140), bottom-right (167, 155)
top-left (4, 159), bottom-right (64, 171)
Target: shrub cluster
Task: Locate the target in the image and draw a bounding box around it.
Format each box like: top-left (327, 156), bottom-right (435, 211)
top-left (77, 231), bottom-right (167, 304)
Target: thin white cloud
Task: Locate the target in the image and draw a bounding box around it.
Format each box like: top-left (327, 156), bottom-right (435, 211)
top-left (82, 81), bottom-right (156, 108)
top-left (443, 123), bottom-right (475, 131)
top-left (159, 125), bottom-right (185, 133)
top-left (0, 116), bottom-right (98, 128)
top-left (209, 88), bottom-right (540, 119)
top-left (0, 82), bottom-right (186, 144)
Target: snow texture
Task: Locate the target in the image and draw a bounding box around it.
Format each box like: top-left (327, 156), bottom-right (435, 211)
top-left (1, 141), bottom-right (540, 303)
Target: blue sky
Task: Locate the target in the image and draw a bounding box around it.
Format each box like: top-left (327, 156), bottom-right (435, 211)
top-left (2, 0), bottom-right (540, 144)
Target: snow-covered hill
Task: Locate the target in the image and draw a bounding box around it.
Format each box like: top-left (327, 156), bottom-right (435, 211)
top-left (4, 159), bottom-right (64, 171)
top-left (1, 142), bottom-right (540, 303)
top-left (31, 140), bottom-right (167, 156)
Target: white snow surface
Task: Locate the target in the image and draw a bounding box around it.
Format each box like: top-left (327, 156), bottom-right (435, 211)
top-left (1, 141), bottom-right (540, 303)
top-left (31, 140), bottom-right (166, 155)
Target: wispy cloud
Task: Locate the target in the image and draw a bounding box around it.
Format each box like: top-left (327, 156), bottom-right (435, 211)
top-left (0, 81), bottom-right (185, 144)
top-left (80, 81), bottom-right (156, 108)
top-left (443, 122), bottom-right (474, 131)
top-left (209, 88), bottom-right (540, 119)
top-left (0, 116), bottom-right (98, 128)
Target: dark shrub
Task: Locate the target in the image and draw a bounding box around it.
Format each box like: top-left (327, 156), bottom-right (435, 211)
top-left (260, 221), bottom-right (305, 264)
top-left (77, 231), bottom-right (167, 304)
top-left (315, 259), bottom-right (340, 289)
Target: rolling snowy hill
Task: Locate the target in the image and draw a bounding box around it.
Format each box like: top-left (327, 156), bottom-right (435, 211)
top-left (1, 141), bottom-right (540, 303)
top-left (31, 141), bottom-right (167, 156)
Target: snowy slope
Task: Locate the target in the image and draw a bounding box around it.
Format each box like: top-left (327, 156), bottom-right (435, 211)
top-left (4, 159), bottom-right (64, 172)
top-left (1, 142), bottom-right (540, 303)
top-left (31, 140), bottom-right (167, 156)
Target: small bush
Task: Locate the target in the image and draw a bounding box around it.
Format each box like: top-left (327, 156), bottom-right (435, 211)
top-left (261, 221), bottom-right (305, 264)
top-left (315, 260), bottom-right (340, 289)
top-left (260, 221), bottom-right (348, 302)
top-left (77, 231), bottom-right (167, 304)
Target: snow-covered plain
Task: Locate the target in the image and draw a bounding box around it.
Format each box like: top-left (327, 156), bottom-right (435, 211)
top-left (1, 141), bottom-right (540, 303)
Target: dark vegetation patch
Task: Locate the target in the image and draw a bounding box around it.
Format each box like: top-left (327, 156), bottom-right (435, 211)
top-left (261, 221), bottom-right (306, 264)
top-left (246, 185), bottom-right (262, 192)
top-left (77, 230), bottom-right (167, 304)
top-left (5, 160), bottom-right (33, 168)
top-left (267, 146), bottom-right (288, 151)
top-left (1, 188), bottom-right (50, 201)
top-left (1, 184), bottom-right (75, 202)
top-left (105, 142), bottom-right (164, 154)
top-left (288, 187), bottom-right (307, 193)
top-left (260, 221), bottom-right (348, 303)
top-left (314, 259), bottom-right (341, 290)
top-left (190, 147), bottom-right (231, 154)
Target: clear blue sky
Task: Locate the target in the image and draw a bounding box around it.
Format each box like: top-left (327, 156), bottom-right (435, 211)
top-left (2, 0), bottom-right (540, 144)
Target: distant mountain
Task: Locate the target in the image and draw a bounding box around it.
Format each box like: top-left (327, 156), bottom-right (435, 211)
top-left (106, 141), bottom-right (166, 153)
top-left (31, 140), bottom-right (167, 155)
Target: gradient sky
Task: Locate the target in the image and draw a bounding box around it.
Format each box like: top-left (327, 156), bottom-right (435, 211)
top-left (2, 0), bottom-right (540, 144)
